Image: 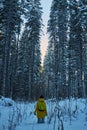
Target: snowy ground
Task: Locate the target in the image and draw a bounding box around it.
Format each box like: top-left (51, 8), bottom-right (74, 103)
top-left (0, 97), bottom-right (87, 130)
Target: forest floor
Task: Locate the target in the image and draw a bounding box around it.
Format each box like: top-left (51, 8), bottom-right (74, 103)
top-left (0, 97), bottom-right (87, 130)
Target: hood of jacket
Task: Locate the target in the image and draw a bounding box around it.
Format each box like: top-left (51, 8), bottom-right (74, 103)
top-left (39, 98), bottom-right (44, 102)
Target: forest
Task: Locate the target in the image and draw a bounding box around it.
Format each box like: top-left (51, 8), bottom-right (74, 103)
top-left (0, 0), bottom-right (87, 101)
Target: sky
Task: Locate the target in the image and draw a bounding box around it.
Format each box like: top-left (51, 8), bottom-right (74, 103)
top-left (40, 0), bottom-right (52, 65)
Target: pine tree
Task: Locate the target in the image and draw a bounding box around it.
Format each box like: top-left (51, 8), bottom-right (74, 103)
top-left (0, 0), bottom-right (4, 95)
top-left (78, 0), bottom-right (87, 97)
top-left (43, 42), bottom-right (55, 98)
top-left (55, 0), bottom-right (68, 98)
top-left (1, 0), bottom-right (22, 97)
top-left (46, 0), bottom-right (68, 99)
top-left (68, 0), bottom-right (85, 97)
top-left (17, 0), bottom-right (42, 100)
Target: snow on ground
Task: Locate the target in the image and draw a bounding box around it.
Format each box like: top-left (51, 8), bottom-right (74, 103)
top-left (0, 97), bottom-right (87, 130)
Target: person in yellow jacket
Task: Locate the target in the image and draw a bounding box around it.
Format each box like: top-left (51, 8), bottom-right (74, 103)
top-left (34, 95), bottom-right (47, 123)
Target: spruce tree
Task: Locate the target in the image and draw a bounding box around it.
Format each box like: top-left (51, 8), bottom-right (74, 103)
top-left (47, 0), bottom-right (68, 99)
top-left (1, 0), bottom-right (22, 97)
top-left (17, 0), bottom-right (42, 100)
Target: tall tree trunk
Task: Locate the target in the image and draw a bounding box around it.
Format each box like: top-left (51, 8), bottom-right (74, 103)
top-left (2, 29), bottom-right (11, 97)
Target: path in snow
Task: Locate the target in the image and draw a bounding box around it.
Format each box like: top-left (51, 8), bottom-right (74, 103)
top-left (15, 112), bottom-right (87, 130)
top-left (15, 116), bottom-right (53, 130)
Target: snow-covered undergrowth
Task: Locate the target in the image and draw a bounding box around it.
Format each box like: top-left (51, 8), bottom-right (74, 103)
top-left (0, 96), bottom-right (14, 106)
top-left (47, 98), bottom-right (87, 130)
top-left (0, 97), bottom-right (87, 130)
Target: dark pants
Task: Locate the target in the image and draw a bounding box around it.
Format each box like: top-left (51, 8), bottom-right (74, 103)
top-left (38, 118), bottom-right (44, 123)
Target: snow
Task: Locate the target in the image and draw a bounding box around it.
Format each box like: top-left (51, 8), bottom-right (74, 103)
top-left (0, 97), bottom-right (87, 130)
top-left (0, 96), bottom-right (14, 106)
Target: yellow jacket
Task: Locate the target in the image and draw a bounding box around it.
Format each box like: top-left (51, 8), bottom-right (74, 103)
top-left (34, 98), bottom-right (47, 118)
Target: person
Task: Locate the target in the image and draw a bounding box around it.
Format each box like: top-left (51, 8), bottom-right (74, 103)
top-left (34, 95), bottom-right (47, 123)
